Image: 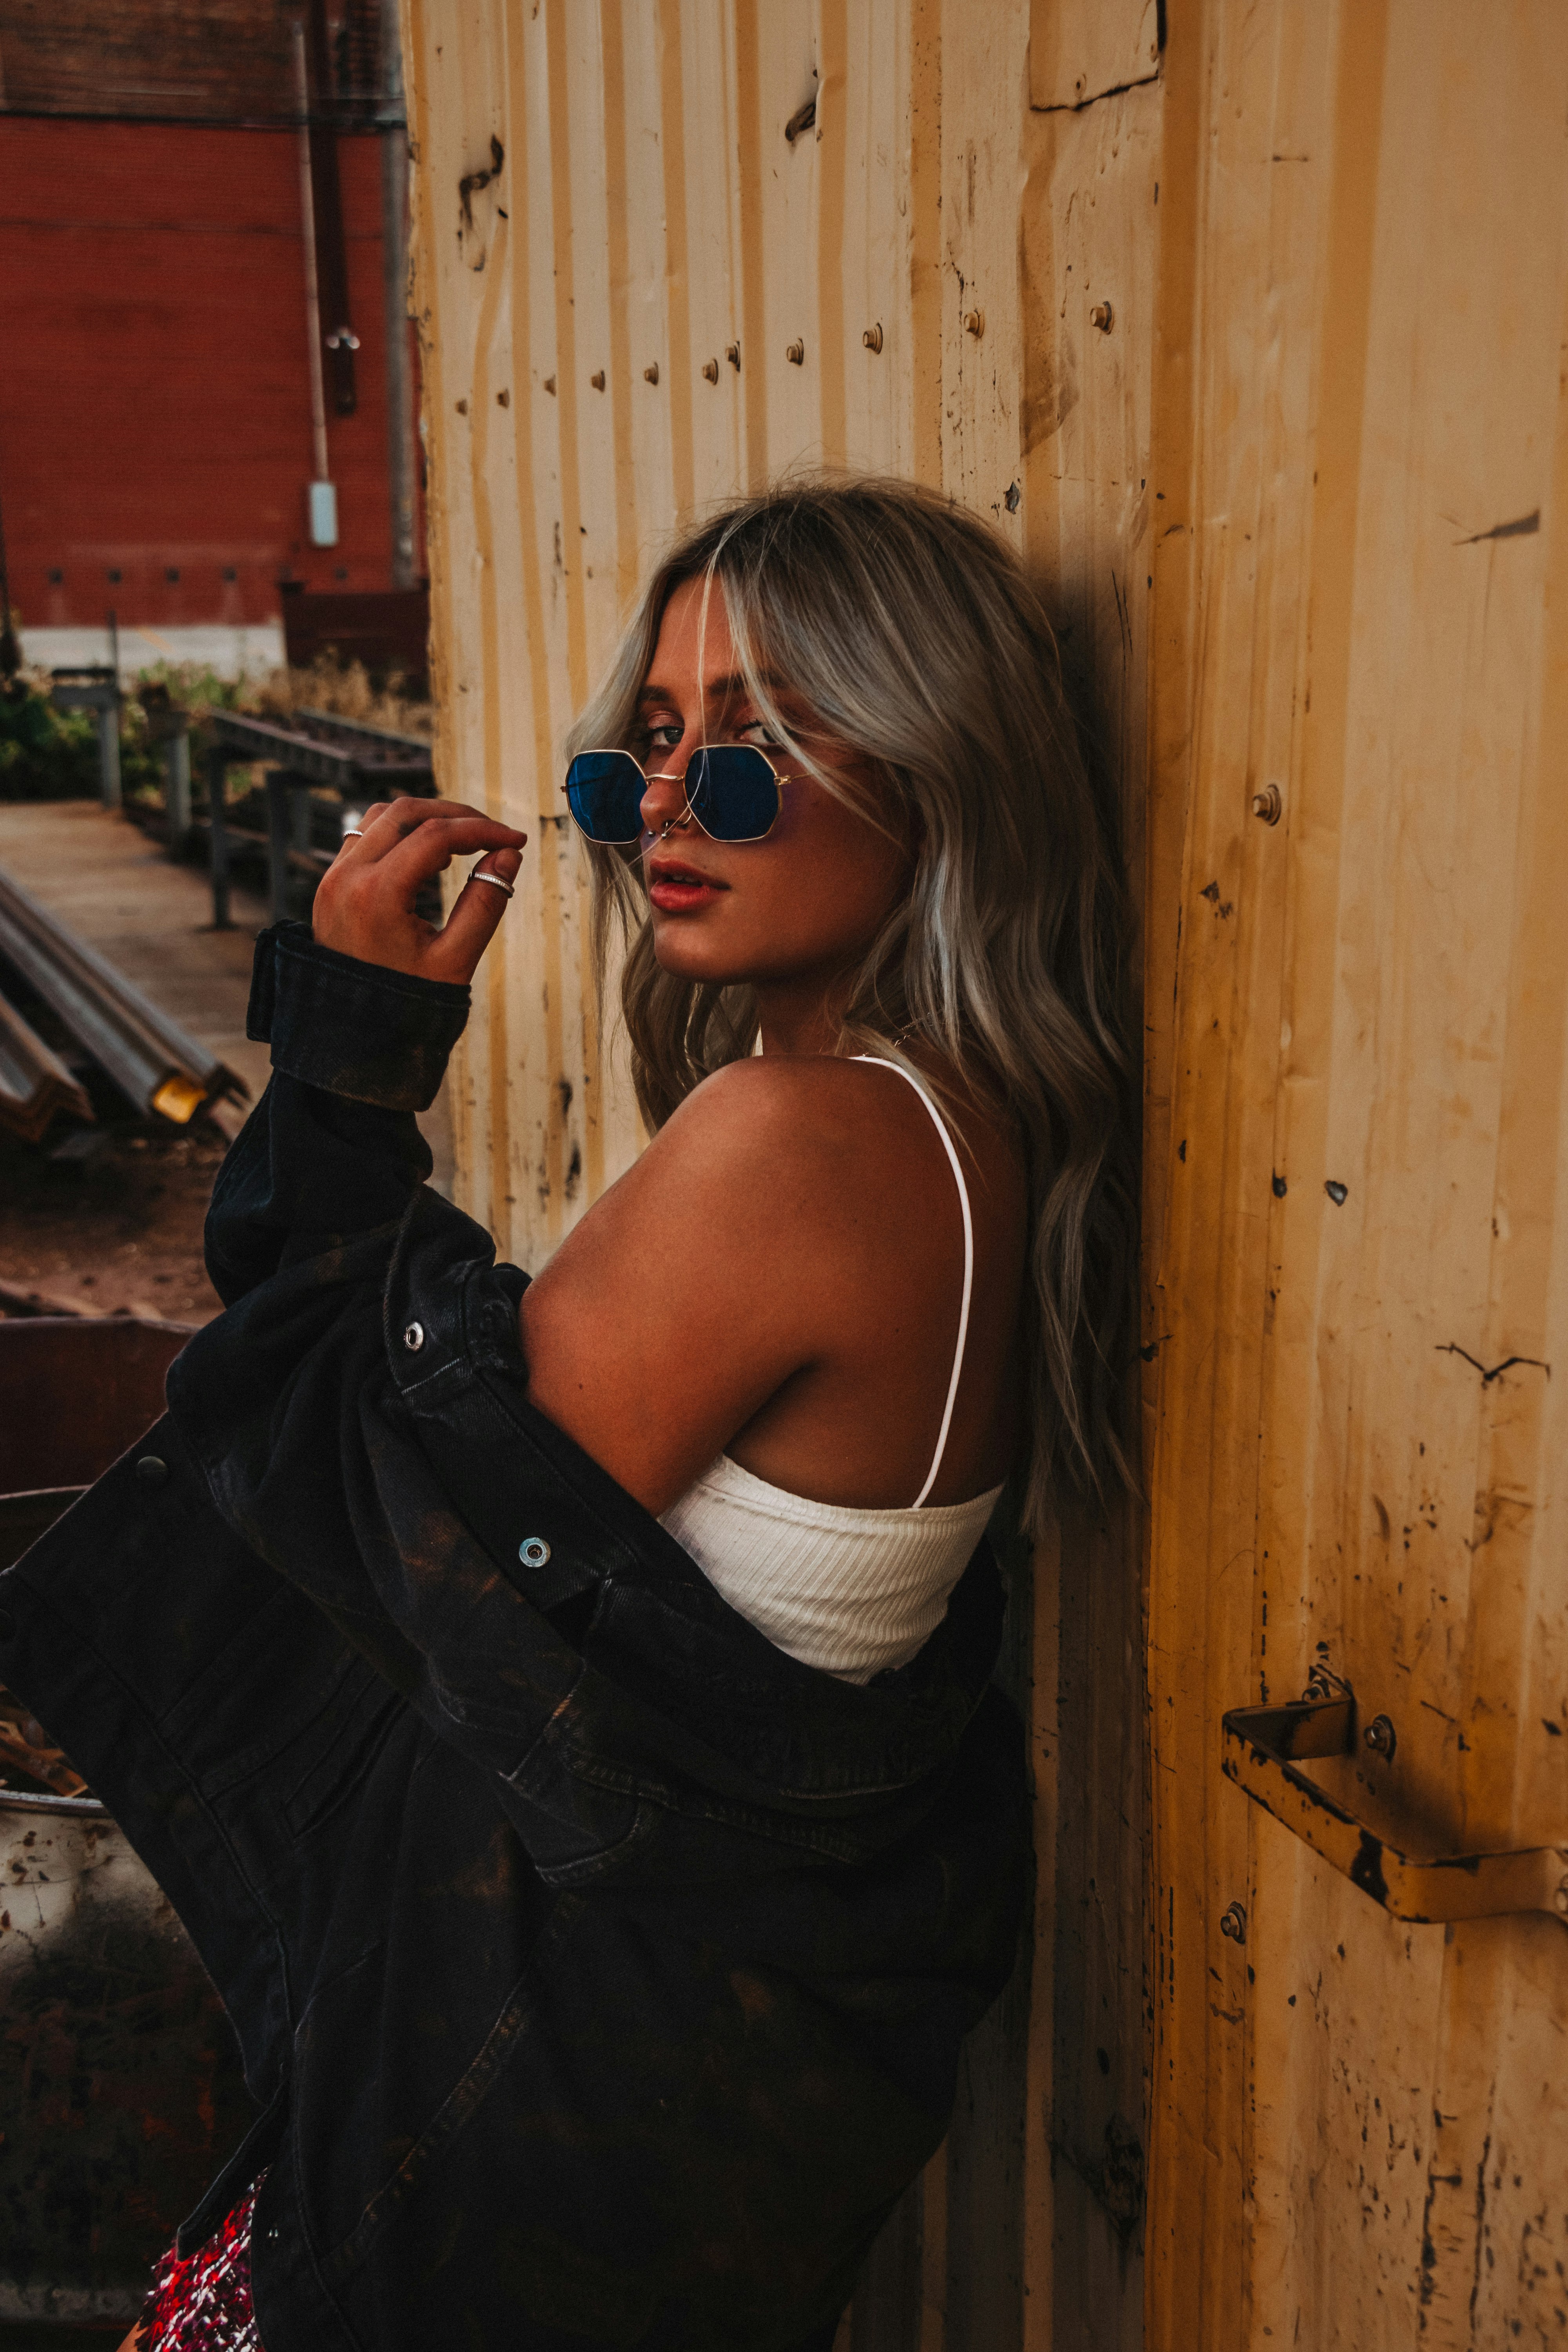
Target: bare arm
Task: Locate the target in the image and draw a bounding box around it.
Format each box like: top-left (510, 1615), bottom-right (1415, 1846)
top-left (519, 1060), bottom-right (842, 1513)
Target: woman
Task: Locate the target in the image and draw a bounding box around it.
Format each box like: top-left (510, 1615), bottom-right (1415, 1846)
top-left (9, 479), bottom-right (1131, 2352)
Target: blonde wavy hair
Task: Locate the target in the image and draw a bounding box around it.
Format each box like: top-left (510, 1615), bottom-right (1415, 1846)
top-left (567, 477), bottom-right (1136, 1527)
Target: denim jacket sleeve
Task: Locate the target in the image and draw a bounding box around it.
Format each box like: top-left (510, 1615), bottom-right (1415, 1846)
top-left (168, 925), bottom-right (1004, 1890)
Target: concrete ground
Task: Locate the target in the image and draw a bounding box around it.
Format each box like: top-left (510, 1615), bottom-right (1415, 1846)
top-left (0, 800), bottom-right (452, 1321)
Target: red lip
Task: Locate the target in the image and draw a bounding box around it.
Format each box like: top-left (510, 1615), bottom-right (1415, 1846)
top-left (647, 854), bottom-right (728, 914)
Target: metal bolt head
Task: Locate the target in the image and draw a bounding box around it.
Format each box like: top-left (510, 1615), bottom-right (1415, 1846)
top-left (403, 1321), bottom-right (425, 1354)
top-left (786, 340), bottom-right (805, 365)
top-left (1363, 1713), bottom-right (1397, 1760)
top-left (862, 323), bottom-right (884, 353)
top-left (1091, 300), bottom-right (1114, 333)
top-left (1220, 1902), bottom-right (1247, 1944)
top-left (1251, 782), bottom-right (1283, 825)
top-left (964, 309), bottom-right (985, 338)
top-left (701, 358), bottom-right (719, 384)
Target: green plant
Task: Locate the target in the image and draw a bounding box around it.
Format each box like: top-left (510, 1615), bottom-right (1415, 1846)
top-left (0, 677), bottom-right (100, 801)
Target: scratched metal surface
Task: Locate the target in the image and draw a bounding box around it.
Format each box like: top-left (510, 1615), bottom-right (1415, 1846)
top-left (1142, 2), bottom-right (1568, 2346)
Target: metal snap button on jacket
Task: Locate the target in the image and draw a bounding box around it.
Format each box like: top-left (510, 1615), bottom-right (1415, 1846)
top-left (518, 1537), bottom-right (552, 1569)
top-left (403, 1321), bottom-right (425, 1352)
top-left (136, 1455), bottom-right (168, 1485)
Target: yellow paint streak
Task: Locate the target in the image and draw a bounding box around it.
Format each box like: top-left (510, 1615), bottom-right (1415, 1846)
top-left (656, 0), bottom-right (696, 522)
top-left (545, 1), bottom-right (590, 712)
top-left (815, 0), bottom-right (849, 467)
top-left (467, 190), bottom-right (513, 1240)
top-left (599, 0), bottom-right (641, 609)
top-left (906, 0), bottom-right (941, 486)
top-left (503, 14), bottom-right (566, 1246)
top-left (401, 0), bottom-right (475, 1195)
top-left (733, 0), bottom-right (769, 492)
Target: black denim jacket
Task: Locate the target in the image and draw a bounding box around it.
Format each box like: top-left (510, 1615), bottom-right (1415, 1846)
top-left (0, 924), bottom-right (1028, 2352)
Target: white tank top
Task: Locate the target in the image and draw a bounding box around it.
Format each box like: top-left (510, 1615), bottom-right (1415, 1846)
top-left (659, 1057), bottom-right (1004, 1683)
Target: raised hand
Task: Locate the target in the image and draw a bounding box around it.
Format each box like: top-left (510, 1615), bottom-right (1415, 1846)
top-left (310, 797), bottom-right (528, 987)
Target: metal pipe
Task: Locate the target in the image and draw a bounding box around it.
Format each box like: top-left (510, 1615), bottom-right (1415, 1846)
top-left (0, 989), bottom-right (93, 1145)
top-left (293, 20), bottom-right (330, 486)
top-left (0, 871), bottom-right (245, 1124)
top-left (381, 0), bottom-right (417, 590)
top-left (207, 747), bottom-right (232, 931)
top-left (164, 724), bottom-right (191, 851)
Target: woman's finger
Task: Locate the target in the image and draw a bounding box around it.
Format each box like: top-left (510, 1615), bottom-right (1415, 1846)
top-left (422, 846), bottom-right (524, 982)
top-left (348, 797), bottom-right (520, 865)
top-left (377, 814), bottom-right (528, 889)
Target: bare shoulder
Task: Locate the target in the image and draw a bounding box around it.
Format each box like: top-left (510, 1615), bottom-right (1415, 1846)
top-left (517, 1051), bottom-right (1019, 1511)
top-left (639, 1052), bottom-right (958, 1235)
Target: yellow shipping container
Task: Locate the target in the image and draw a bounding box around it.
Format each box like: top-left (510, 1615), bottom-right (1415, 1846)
top-left (401, 2), bottom-right (1568, 2342)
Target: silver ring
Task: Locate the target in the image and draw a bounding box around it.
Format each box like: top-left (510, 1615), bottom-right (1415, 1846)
top-left (470, 870), bottom-right (515, 899)
top-left (342, 827), bottom-right (365, 839)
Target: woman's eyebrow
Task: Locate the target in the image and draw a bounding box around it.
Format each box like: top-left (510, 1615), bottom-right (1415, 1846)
top-left (636, 671), bottom-right (784, 706)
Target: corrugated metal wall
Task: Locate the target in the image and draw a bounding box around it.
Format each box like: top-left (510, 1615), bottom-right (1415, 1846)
top-left (401, 5), bottom-right (1151, 2347)
top-left (407, 1), bottom-right (1568, 2343)
top-left (1142, 3), bottom-right (1568, 2345)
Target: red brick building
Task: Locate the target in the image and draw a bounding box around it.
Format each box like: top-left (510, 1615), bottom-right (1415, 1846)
top-left (0, 1), bottom-right (421, 661)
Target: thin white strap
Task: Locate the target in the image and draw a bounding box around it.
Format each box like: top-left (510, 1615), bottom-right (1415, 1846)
top-left (851, 1056), bottom-right (975, 1507)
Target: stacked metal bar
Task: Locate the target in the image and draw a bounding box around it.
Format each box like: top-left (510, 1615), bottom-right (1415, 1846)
top-left (0, 870), bottom-right (247, 1126)
top-left (0, 991), bottom-right (93, 1144)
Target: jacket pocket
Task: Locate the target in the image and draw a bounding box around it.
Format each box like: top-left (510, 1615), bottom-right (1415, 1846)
top-left (279, 1658), bottom-right (408, 1842)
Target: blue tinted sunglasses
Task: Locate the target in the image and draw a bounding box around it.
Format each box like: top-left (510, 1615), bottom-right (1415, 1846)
top-left (564, 744), bottom-right (786, 845)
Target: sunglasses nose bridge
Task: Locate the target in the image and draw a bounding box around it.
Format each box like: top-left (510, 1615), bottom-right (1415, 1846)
top-left (638, 764), bottom-right (694, 835)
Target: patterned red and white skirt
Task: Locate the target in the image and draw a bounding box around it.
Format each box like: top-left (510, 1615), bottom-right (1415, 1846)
top-left (137, 2175), bottom-right (265, 2352)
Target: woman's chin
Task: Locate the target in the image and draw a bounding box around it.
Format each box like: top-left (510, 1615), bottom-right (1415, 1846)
top-left (650, 924), bottom-right (753, 985)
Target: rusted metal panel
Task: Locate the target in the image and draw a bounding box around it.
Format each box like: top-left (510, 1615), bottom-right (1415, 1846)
top-left (0, 1), bottom-right (389, 126)
top-left (0, 1316), bottom-right (189, 1495)
top-left (0, 1789), bottom-right (254, 2328)
top-left (0, 1327), bottom-right (252, 2324)
top-left (0, 116), bottom-right (419, 629)
top-left (1143, 2), bottom-right (1568, 2346)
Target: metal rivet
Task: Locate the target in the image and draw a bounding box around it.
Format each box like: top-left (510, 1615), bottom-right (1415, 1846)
top-left (518, 1537), bottom-right (552, 1570)
top-left (136, 1455), bottom-right (168, 1486)
top-left (1220, 1902), bottom-right (1247, 1944)
top-left (497, 388), bottom-right (510, 407)
top-left (862, 323), bottom-right (883, 353)
top-left (643, 362), bottom-right (659, 385)
top-left (726, 342), bottom-right (741, 370)
top-left (1252, 782), bottom-right (1283, 824)
top-left (702, 357), bottom-right (719, 383)
top-left (1091, 300), bottom-right (1114, 333)
top-left (590, 370), bottom-right (606, 390)
top-left (964, 309), bottom-right (985, 338)
top-left (786, 339), bottom-right (805, 365)
top-left (1325, 1180), bottom-right (1349, 1207)
top-left (403, 1321), bottom-right (425, 1353)
top-left (1363, 1713), bottom-right (1397, 1760)
top-left (542, 376), bottom-right (556, 396)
